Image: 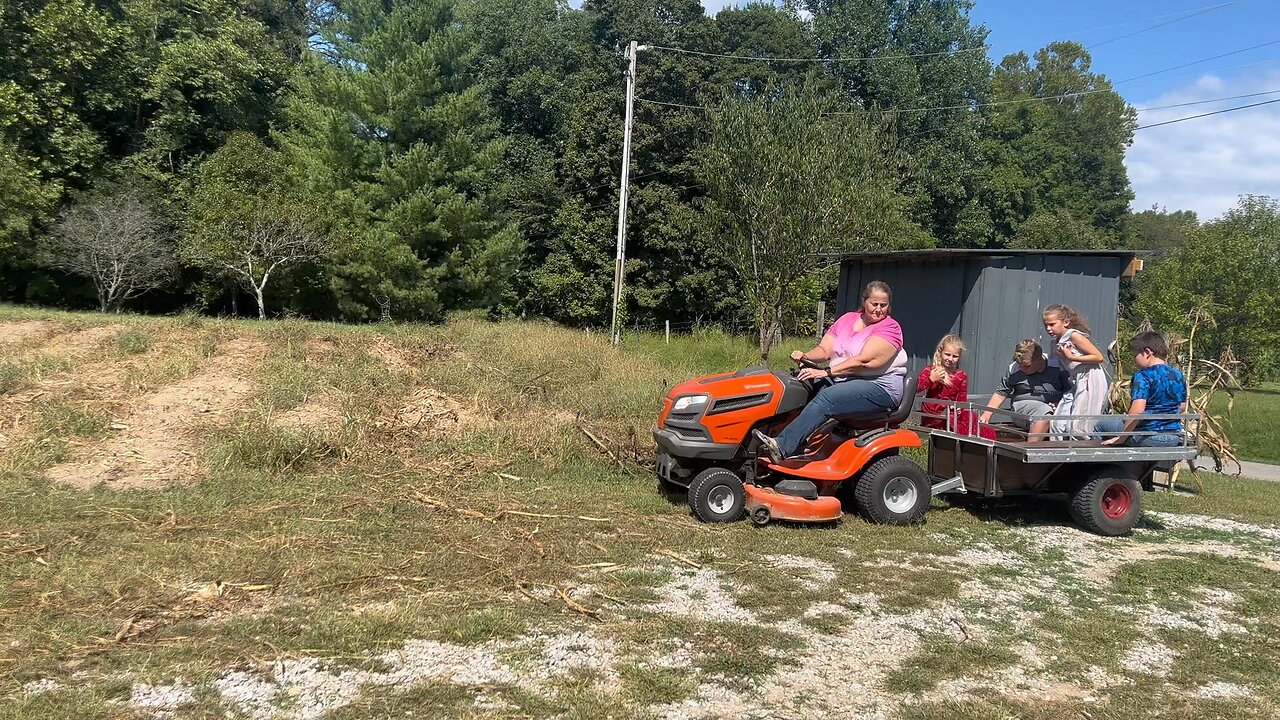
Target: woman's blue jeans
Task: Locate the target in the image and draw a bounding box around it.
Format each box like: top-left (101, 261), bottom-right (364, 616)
top-left (1093, 418), bottom-right (1182, 447)
top-left (776, 379), bottom-right (895, 457)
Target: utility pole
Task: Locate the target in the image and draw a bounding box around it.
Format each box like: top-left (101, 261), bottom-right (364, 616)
top-left (610, 41), bottom-right (645, 346)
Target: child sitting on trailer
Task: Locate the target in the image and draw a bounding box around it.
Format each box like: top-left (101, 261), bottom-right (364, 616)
top-left (918, 334), bottom-right (974, 432)
top-left (1095, 331), bottom-right (1188, 447)
top-left (979, 340), bottom-right (1072, 443)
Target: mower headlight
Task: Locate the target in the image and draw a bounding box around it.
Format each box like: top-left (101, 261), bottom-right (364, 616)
top-left (672, 394), bottom-right (709, 413)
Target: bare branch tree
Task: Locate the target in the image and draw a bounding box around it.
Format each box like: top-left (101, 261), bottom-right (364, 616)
top-left (185, 206), bottom-right (325, 320)
top-left (39, 191), bottom-right (176, 312)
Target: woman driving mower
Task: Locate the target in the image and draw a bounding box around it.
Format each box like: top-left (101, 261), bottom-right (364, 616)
top-left (753, 280), bottom-right (908, 463)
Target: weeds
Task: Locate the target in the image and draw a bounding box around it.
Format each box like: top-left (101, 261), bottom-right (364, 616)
top-left (112, 327), bottom-right (153, 355)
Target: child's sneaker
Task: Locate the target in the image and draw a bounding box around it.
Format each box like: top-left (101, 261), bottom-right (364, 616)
top-left (752, 429), bottom-right (783, 464)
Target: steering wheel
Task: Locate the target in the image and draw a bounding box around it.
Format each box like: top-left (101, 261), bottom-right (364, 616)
top-left (796, 357), bottom-right (822, 370)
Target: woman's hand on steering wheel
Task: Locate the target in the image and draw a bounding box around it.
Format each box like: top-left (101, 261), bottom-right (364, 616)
top-left (796, 367), bottom-right (829, 382)
top-left (791, 351), bottom-right (821, 370)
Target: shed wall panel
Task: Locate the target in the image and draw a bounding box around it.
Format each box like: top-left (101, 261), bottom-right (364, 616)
top-left (836, 254), bottom-right (1126, 403)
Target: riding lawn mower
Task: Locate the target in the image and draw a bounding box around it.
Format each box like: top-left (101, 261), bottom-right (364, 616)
top-left (653, 358), bottom-right (957, 526)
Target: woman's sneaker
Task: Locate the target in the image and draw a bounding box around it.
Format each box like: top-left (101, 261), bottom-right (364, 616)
top-left (752, 429), bottom-right (783, 464)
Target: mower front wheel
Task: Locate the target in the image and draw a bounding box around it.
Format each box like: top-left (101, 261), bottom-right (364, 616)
top-left (854, 455), bottom-right (930, 525)
top-left (688, 468), bottom-right (745, 523)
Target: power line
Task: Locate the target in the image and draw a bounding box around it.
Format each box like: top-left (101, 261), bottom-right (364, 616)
top-left (645, 44), bottom-right (985, 63)
top-left (1087, 2), bottom-right (1237, 48)
top-left (1134, 88), bottom-right (1280, 112)
top-left (1117, 38), bottom-right (1280, 84)
top-left (643, 1), bottom-right (1240, 65)
top-left (1135, 96), bottom-right (1280, 129)
top-left (636, 47), bottom-right (1280, 117)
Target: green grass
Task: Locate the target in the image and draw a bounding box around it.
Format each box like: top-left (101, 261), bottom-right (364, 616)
top-left (3, 305), bottom-right (1280, 719)
top-left (1211, 382), bottom-right (1280, 464)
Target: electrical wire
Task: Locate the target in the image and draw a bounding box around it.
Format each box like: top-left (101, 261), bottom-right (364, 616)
top-left (643, 1), bottom-right (1240, 64)
top-left (1135, 96), bottom-right (1280, 128)
top-left (1134, 88), bottom-right (1280, 112)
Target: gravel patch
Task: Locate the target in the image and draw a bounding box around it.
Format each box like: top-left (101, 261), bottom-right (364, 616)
top-left (21, 678), bottom-right (59, 695)
top-left (1193, 681), bottom-right (1256, 699)
top-left (1146, 512), bottom-right (1280, 544)
top-left (765, 554), bottom-right (838, 590)
top-left (143, 631), bottom-right (619, 720)
top-left (130, 680), bottom-right (196, 715)
top-left (1122, 641), bottom-right (1177, 676)
top-left (647, 567), bottom-right (756, 623)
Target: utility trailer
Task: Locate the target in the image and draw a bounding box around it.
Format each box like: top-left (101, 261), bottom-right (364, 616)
top-left (916, 400), bottom-right (1200, 535)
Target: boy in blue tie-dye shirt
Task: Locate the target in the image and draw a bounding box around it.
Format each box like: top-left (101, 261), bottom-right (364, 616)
top-left (1095, 331), bottom-right (1188, 447)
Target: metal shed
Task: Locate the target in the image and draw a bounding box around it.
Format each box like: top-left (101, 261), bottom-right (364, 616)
top-left (833, 249), bottom-right (1139, 397)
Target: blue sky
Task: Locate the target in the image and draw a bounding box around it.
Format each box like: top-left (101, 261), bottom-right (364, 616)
top-left (568, 1), bottom-right (1279, 219)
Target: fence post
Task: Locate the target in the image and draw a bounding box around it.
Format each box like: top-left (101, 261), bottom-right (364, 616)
top-left (816, 301), bottom-right (826, 339)
top-left (665, 320), bottom-right (670, 344)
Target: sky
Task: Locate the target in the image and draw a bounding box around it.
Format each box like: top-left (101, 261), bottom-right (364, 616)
top-left (569, 0), bottom-right (1280, 220)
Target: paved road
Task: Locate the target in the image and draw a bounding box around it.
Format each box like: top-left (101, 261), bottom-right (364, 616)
top-left (1194, 455), bottom-right (1280, 483)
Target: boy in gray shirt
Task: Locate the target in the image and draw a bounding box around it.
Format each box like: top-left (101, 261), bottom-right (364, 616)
top-left (978, 339), bottom-right (1072, 442)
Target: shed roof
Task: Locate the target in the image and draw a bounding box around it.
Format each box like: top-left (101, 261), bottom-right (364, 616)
top-left (826, 248), bottom-right (1140, 263)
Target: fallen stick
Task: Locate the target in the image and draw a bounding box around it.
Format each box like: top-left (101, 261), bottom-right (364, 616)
top-left (554, 587), bottom-right (601, 620)
top-left (656, 548), bottom-right (702, 569)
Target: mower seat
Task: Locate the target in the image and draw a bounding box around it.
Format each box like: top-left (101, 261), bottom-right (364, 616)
top-left (832, 376), bottom-right (918, 430)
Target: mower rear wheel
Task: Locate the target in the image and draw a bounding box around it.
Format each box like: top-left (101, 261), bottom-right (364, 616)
top-left (688, 468), bottom-right (745, 523)
top-left (854, 455), bottom-right (930, 525)
top-left (1069, 469), bottom-right (1142, 536)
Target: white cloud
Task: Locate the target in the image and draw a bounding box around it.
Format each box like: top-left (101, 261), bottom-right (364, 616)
top-left (1125, 68), bottom-right (1280, 220)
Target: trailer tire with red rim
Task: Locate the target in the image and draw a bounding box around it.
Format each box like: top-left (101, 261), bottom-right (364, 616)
top-left (1069, 469), bottom-right (1142, 536)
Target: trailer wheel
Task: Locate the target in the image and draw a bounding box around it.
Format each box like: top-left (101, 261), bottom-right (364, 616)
top-left (1069, 470), bottom-right (1142, 536)
top-left (688, 468), bottom-right (745, 523)
top-left (854, 455), bottom-right (930, 525)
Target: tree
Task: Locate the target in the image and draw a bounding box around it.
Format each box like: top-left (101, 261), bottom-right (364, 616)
top-left (1132, 195), bottom-right (1280, 382)
top-left (700, 90), bottom-right (929, 359)
top-left (982, 42), bottom-right (1136, 244)
top-left (806, 0), bottom-right (994, 246)
top-left (37, 189), bottom-right (176, 312)
top-left (183, 132), bottom-right (325, 320)
top-left (280, 0), bottom-right (522, 322)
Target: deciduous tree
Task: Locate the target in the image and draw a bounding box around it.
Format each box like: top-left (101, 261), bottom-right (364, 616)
top-left (700, 90), bottom-right (929, 359)
top-left (38, 189), bottom-right (176, 312)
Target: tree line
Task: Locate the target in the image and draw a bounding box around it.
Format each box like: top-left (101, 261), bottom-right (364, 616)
top-left (1, 0), bottom-right (1275, 380)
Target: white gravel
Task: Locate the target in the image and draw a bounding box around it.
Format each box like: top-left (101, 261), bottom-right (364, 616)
top-left (21, 678), bottom-right (59, 695)
top-left (1146, 511), bottom-right (1280, 544)
top-left (646, 567), bottom-right (756, 623)
top-left (1122, 641), bottom-right (1177, 676)
top-left (130, 679), bottom-right (195, 714)
top-left (1193, 681), bottom-right (1256, 699)
top-left (765, 554), bottom-right (839, 590)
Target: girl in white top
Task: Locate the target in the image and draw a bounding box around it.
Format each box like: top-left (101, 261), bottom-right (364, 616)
top-left (1043, 304), bottom-right (1110, 439)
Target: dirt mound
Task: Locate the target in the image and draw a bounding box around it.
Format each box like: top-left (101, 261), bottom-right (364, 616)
top-left (276, 398), bottom-right (344, 430)
top-left (45, 338), bottom-right (263, 490)
top-left (380, 388), bottom-right (479, 436)
top-left (44, 324), bottom-right (122, 354)
top-left (0, 321), bottom-right (55, 345)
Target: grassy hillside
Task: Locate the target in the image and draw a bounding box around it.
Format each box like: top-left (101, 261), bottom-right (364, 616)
top-left (2, 307), bottom-right (1279, 720)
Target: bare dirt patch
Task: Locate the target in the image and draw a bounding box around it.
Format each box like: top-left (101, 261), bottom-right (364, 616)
top-left (45, 337), bottom-right (263, 489)
top-left (275, 397), bottom-right (344, 431)
top-left (0, 320), bottom-right (55, 345)
top-left (379, 387), bottom-right (481, 437)
top-left (44, 324), bottom-right (122, 354)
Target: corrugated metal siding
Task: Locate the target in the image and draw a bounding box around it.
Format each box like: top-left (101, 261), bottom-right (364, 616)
top-left (837, 254), bottom-right (1127, 400)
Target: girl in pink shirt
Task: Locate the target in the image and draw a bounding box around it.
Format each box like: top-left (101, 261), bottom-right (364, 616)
top-left (754, 281), bottom-right (908, 462)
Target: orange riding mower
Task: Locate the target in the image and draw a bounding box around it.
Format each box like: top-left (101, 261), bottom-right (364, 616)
top-left (653, 359), bottom-right (962, 526)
